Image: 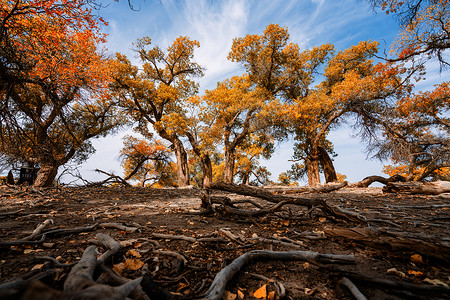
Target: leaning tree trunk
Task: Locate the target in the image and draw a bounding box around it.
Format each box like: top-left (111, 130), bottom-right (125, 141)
top-left (172, 139), bottom-right (190, 187)
top-left (33, 163), bottom-right (58, 187)
top-left (318, 146), bottom-right (338, 183)
top-left (223, 149), bottom-right (235, 183)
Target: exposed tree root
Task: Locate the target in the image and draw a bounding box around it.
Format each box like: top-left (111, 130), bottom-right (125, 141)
top-left (354, 174), bottom-right (406, 188)
top-left (335, 270), bottom-right (450, 299)
top-left (207, 182), bottom-right (366, 223)
top-left (202, 250), bottom-right (355, 300)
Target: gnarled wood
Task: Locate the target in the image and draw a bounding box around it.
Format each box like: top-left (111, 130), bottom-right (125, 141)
top-left (203, 250), bottom-right (355, 300)
top-left (383, 181), bottom-right (450, 195)
top-left (355, 174), bottom-right (406, 187)
top-left (263, 181), bottom-right (348, 194)
top-left (325, 227), bottom-right (450, 262)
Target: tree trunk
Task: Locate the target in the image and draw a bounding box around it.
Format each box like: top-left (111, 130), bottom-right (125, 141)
top-left (223, 149), bottom-right (235, 183)
top-left (241, 171), bottom-right (250, 185)
top-left (201, 155), bottom-right (213, 188)
top-left (172, 139), bottom-right (190, 187)
top-left (33, 164), bottom-right (58, 187)
top-left (306, 152), bottom-right (321, 186)
top-left (318, 146), bottom-right (337, 183)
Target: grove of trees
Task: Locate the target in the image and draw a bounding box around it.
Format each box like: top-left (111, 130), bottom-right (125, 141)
top-left (0, 0), bottom-right (448, 187)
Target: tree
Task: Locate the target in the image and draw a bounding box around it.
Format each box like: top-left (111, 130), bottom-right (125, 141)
top-left (364, 81), bottom-right (449, 181)
top-left (369, 0), bottom-right (450, 67)
top-left (230, 24), bottom-right (404, 186)
top-left (119, 135), bottom-right (176, 187)
top-left (0, 0), bottom-right (121, 187)
top-left (111, 36), bottom-right (204, 187)
top-left (202, 75), bottom-right (274, 183)
top-left (362, 1), bottom-right (450, 182)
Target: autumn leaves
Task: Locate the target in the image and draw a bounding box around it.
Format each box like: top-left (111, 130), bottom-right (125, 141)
top-left (1, 1), bottom-right (448, 187)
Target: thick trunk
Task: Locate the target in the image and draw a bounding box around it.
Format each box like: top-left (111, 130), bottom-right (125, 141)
top-left (318, 146), bottom-right (337, 183)
top-left (223, 149), bottom-right (235, 183)
top-left (306, 148), bottom-right (321, 186)
top-left (241, 172), bottom-right (250, 185)
top-left (172, 139), bottom-right (190, 187)
top-left (201, 155), bottom-right (213, 188)
top-left (33, 164), bottom-right (58, 187)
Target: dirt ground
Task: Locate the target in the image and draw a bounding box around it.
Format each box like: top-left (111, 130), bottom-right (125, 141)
top-left (0, 185), bottom-right (449, 299)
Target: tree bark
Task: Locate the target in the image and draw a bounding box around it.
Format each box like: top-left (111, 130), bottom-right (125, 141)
top-left (33, 163), bottom-right (58, 187)
top-left (223, 149), bottom-right (235, 183)
top-left (201, 155), bottom-right (213, 188)
top-left (383, 181), bottom-right (450, 195)
top-left (355, 174), bottom-right (407, 188)
top-left (172, 139), bottom-right (190, 187)
top-left (306, 155), bottom-right (321, 186)
top-left (318, 146), bottom-right (337, 183)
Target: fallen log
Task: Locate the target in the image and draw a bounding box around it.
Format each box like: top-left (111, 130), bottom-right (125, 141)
top-left (383, 181), bottom-right (450, 195)
top-left (207, 183), bottom-right (366, 223)
top-left (325, 227), bottom-right (450, 262)
top-left (262, 181), bottom-right (348, 194)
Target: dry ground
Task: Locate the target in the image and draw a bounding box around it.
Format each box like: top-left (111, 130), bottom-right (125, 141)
top-left (0, 185), bottom-right (449, 299)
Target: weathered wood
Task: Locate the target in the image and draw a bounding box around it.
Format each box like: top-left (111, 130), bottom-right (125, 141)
top-left (325, 227), bottom-right (450, 262)
top-left (355, 174), bottom-right (406, 187)
top-left (203, 250), bottom-right (355, 300)
top-left (340, 277), bottom-right (367, 300)
top-left (208, 182), bottom-right (323, 207)
top-left (263, 181), bottom-right (348, 194)
top-left (383, 181), bottom-right (450, 195)
top-left (208, 182), bottom-right (366, 223)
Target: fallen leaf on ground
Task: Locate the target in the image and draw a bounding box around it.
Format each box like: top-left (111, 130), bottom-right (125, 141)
top-left (31, 264), bottom-right (44, 270)
top-left (222, 290), bottom-right (237, 300)
top-left (253, 284), bottom-right (267, 299)
top-left (125, 258), bottom-right (144, 270)
top-left (113, 262), bottom-right (126, 275)
top-left (410, 254), bottom-right (424, 264)
top-left (127, 249), bottom-right (141, 257)
top-left (408, 270), bottom-right (424, 277)
top-left (268, 290), bottom-right (276, 300)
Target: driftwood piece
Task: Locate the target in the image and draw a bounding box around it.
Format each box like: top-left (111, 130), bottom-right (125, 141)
top-left (263, 181), bottom-right (348, 194)
top-left (383, 181), bottom-right (450, 195)
top-left (355, 174), bottom-right (406, 188)
top-left (203, 250), bottom-right (355, 300)
top-left (100, 222), bottom-right (139, 233)
top-left (23, 219), bottom-right (53, 241)
top-left (340, 277), bottom-right (367, 300)
top-left (325, 227), bottom-right (450, 261)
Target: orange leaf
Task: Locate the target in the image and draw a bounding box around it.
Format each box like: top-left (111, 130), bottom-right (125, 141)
top-left (410, 254), bottom-right (424, 264)
top-left (125, 258), bottom-right (144, 270)
top-left (253, 284), bottom-right (267, 299)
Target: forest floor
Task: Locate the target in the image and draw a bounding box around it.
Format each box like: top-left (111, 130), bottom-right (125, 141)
top-left (0, 185), bottom-right (449, 299)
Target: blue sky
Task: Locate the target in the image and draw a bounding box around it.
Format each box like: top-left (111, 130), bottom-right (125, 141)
top-left (71, 0), bottom-right (429, 185)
